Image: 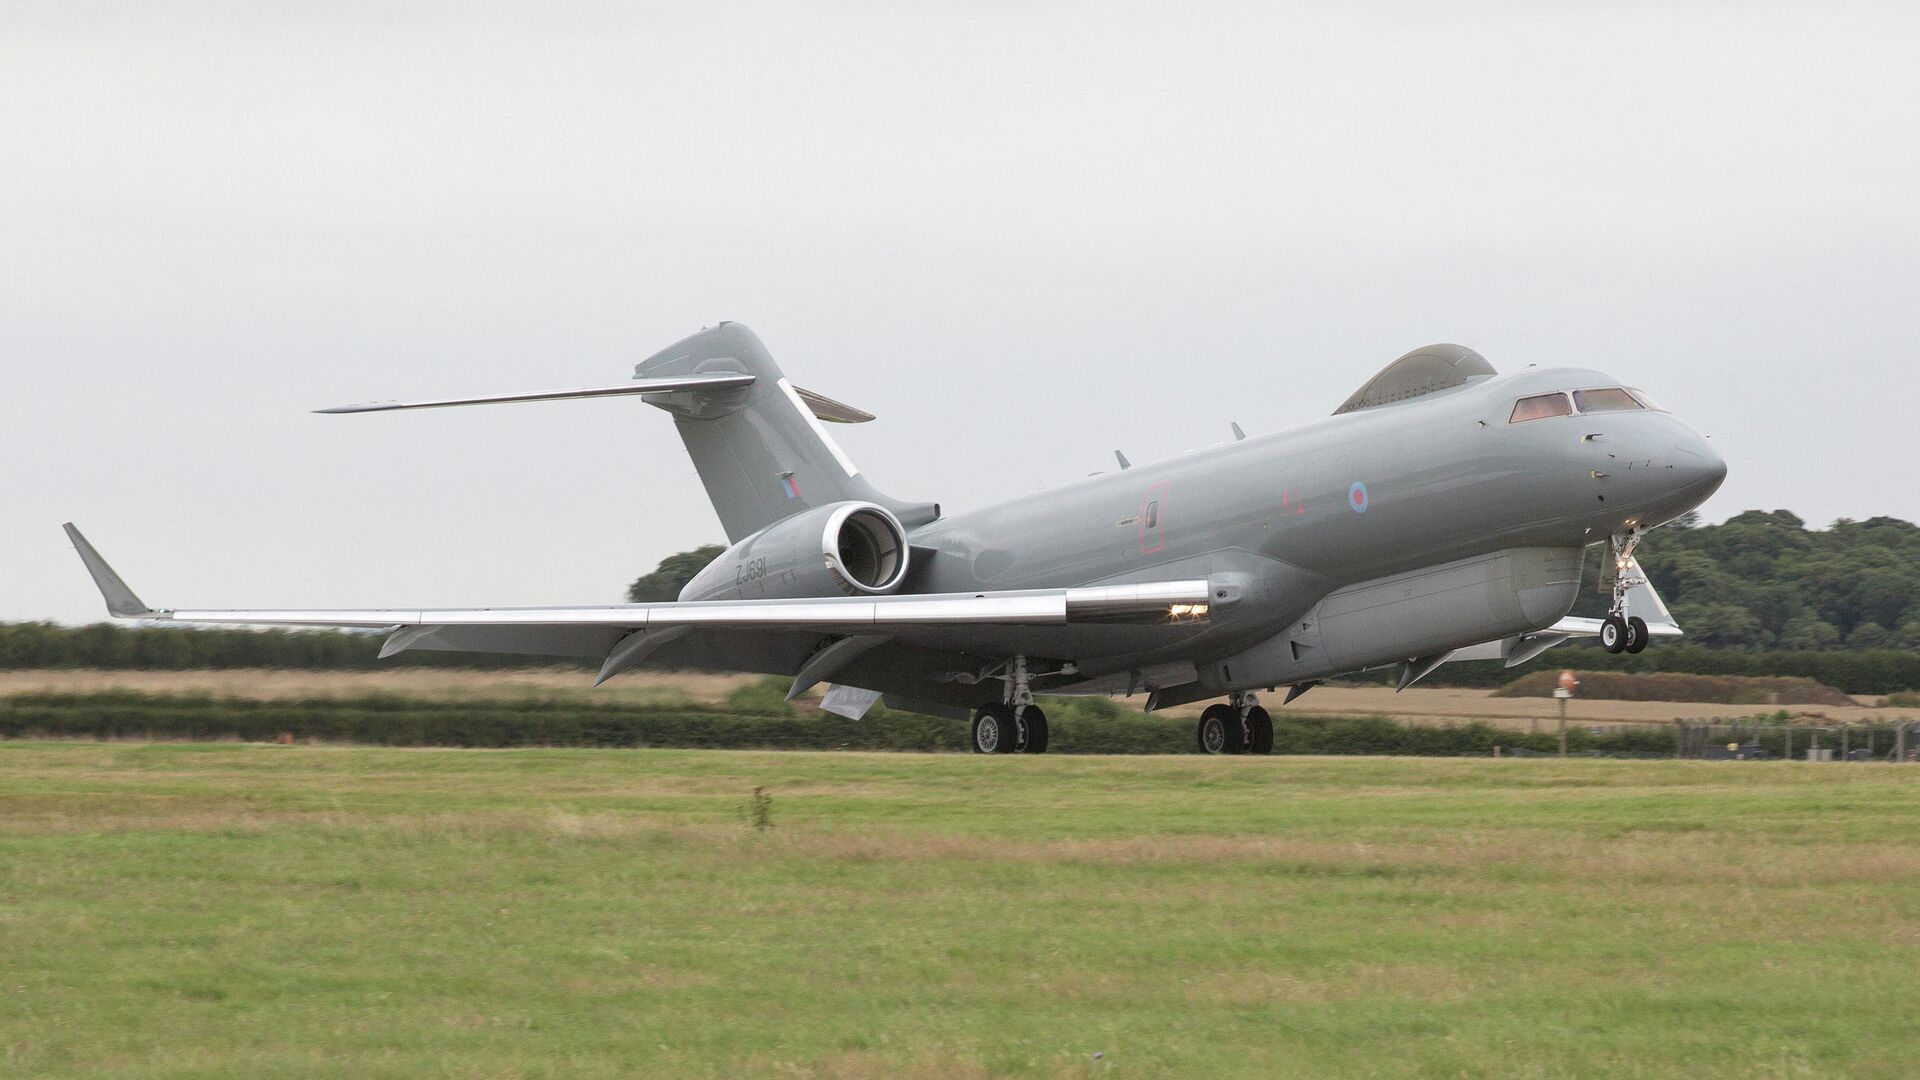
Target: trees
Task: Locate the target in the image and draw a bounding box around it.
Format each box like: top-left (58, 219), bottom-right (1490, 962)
top-left (626, 545), bottom-right (726, 603)
top-left (1636, 512), bottom-right (1920, 652)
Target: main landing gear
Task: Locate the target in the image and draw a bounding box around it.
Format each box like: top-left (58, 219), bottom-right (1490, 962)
top-left (1197, 692), bottom-right (1272, 755)
top-left (1601, 527), bottom-right (1651, 655)
top-left (971, 655), bottom-right (1050, 754)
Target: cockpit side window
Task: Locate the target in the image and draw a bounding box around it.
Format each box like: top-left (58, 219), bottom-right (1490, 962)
top-left (1509, 392), bottom-right (1573, 423)
top-left (1572, 387), bottom-right (1642, 414)
top-left (1624, 387), bottom-right (1664, 411)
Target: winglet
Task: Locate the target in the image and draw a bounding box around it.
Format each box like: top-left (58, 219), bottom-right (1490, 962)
top-left (62, 524), bottom-right (155, 618)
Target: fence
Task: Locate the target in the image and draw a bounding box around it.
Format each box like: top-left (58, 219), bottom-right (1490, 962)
top-left (1668, 718), bottom-right (1919, 762)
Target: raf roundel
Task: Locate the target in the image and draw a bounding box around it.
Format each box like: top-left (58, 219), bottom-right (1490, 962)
top-left (1348, 481), bottom-right (1369, 513)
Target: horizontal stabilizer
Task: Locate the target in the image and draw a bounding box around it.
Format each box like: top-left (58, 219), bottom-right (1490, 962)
top-left (315, 373), bottom-right (756, 414)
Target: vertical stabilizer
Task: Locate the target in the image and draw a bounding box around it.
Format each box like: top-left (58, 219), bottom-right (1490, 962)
top-left (636, 323), bottom-right (926, 542)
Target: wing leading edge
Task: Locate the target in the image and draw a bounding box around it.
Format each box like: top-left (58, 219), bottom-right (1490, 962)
top-left (63, 524), bottom-right (1213, 637)
top-left (314, 373), bottom-right (875, 424)
top-left (313, 373), bottom-right (757, 414)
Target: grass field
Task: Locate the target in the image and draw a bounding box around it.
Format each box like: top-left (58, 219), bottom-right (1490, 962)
top-left (4, 745), bottom-right (1919, 1078)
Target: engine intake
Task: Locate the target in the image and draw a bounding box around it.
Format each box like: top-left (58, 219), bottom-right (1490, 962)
top-left (678, 500), bottom-right (912, 602)
top-left (823, 503), bottom-right (909, 593)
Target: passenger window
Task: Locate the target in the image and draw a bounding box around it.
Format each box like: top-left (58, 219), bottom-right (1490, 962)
top-left (1144, 501), bottom-right (1159, 528)
top-left (1509, 392), bottom-right (1573, 423)
top-left (1572, 388), bottom-right (1642, 414)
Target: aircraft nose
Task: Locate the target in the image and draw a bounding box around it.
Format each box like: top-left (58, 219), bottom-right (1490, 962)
top-left (1669, 434), bottom-right (1727, 497)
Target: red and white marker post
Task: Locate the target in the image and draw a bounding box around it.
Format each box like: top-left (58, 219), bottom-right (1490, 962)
top-left (1554, 670), bottom-right (1578, 756)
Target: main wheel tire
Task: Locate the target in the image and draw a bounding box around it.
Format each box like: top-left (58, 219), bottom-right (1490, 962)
top-left (1197, 704), bottom-right (1245, 755)
top-left (1245, 706), bottom-right (1274, 755)
top-left (972, 704), bottom-right (1015, 754)
top-left (1626, 616), bottom-right (1650, 654)
top-left (1600, 615), bottom-right (1627, 654)
top-left (1023, 708), bottom-right (1049, 754)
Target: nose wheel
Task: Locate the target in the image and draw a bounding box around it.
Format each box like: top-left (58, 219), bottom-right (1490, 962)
top-left (1601, 614), bottom-right (1649, 655)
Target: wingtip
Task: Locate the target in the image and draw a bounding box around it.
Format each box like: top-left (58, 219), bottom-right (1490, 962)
top-left (63, 523), bottom-right (154, 619)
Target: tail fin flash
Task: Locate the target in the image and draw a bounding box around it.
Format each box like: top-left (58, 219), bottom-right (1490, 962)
top-left (636, 323), bottom-right (929, 541)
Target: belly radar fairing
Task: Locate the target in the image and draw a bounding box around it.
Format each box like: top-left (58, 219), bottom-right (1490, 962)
top-left (67, 325), bottom-right (1725, 755)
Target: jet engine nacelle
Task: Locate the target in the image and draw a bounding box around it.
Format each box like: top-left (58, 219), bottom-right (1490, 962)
top-left (678, 500), bottom-right (911, 602)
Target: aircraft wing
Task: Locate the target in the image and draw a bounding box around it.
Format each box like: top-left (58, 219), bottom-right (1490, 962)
top-left (65, 524), bottom-right (1212, 679)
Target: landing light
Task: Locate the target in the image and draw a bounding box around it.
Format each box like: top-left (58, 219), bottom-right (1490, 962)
top-left (1169, 604), bottom-right (1209, 620)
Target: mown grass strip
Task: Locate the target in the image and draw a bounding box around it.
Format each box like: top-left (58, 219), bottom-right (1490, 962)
top-left (2, 745), bottom-right (1917, 1078)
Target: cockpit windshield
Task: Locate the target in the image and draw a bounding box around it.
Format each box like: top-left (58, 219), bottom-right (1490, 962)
top-left (1510, 393), bottom-right (1573, 423)
top-left (1510, 386), bottom-right (1652, 424)
top-left (1571, 388), bottom-right (1641, 414)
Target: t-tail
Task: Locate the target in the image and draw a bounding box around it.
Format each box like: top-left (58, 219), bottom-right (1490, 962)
top-left (631, 322), bottom-right (932, 541)
top-left (315, 321), bottom-right (932, 543)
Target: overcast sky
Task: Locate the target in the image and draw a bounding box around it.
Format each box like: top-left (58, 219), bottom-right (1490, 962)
top-left (4, 2), bottom-right (1917, 624)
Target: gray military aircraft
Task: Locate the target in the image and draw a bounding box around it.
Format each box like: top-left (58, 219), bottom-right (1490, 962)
top-left (68, 322), bottom-right (1724, 755)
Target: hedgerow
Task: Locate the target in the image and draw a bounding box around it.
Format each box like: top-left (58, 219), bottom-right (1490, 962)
top-left (2, 691), bottom-right (1704, 756)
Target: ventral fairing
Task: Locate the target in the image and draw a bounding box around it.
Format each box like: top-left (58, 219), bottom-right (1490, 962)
top-left (68, 323), bottom-right (1724, 755)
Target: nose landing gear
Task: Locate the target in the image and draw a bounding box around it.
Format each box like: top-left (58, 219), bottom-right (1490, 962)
top-left (1602, 528), bottom-right (1651, 655)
